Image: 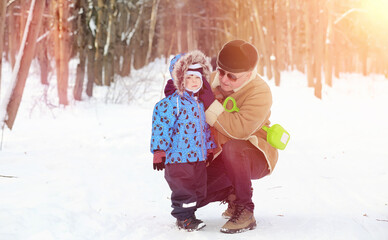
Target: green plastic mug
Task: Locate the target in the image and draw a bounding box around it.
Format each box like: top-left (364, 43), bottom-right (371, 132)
top-left (262, 124), bottom-right (290, 150)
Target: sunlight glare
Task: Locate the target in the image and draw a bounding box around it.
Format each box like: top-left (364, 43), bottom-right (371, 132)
top-left (360, 0), bottom-right (388, 26)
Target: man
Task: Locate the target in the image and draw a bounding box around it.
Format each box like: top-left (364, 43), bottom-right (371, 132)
top-left (197, 39), bottom-right (279, 234)
top-left (164, 39), bottom-right (279, 234)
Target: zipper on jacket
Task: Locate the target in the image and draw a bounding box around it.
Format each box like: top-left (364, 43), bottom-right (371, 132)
top-left (194, 97), bottom-right (206, 162)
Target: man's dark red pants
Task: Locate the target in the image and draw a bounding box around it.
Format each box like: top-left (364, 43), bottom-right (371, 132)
top-left (199, 139), bottom-right (270, 212)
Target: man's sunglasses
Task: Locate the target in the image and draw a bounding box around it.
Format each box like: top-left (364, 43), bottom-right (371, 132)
top-left (217, 68), bottom-right (248, 81)
top-left (217, 68), bottom-right (238, 81)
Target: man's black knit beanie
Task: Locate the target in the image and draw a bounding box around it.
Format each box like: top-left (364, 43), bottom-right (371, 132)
top-left (217, 40), bottom-right (258, 73)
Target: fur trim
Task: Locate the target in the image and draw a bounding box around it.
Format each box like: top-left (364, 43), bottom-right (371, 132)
top-left (172, 50), bottom-right (212, 95)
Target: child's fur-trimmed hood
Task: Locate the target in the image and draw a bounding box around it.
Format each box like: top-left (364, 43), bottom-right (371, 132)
top-left (172, 50), bottom-right (212, 95)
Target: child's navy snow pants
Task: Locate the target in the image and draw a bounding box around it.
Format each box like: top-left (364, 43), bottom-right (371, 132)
top-left (164, 161), bottom-right (207, 221)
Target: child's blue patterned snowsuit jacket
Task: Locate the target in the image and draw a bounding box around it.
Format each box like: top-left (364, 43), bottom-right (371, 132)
top-left (150, 91), bottom-right (216, 164)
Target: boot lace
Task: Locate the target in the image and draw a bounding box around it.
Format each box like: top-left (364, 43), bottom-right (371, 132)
top-left (229, 205), bottom-right (245, 223)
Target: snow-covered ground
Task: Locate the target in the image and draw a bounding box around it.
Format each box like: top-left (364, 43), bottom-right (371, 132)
top-left (0, 59), bottom-right (387, 240)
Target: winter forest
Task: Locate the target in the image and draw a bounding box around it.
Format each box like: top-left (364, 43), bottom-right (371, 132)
top-left (0, 0), bottom-right (388, 239)
top-left (0, 0), bottom-right (388, 128)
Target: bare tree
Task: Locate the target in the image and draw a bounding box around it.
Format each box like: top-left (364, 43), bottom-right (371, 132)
top-left (271, 0), bottom-right (281, 86)
top-left (324, 0), bottom-right (334, 87)
top-left (313, 0), bottom-right (324, 99)
top-left (94, 0), bottom-right (108, 86)
top-left (304, 0), bottom-right (314, 88)
top-left (36, 2), bottom-right (52, 86)
top-left (120, 2), bottom-right (144, 76)
top-left (4, 0), bottom-right (46, 129)
top-left (53, 0), bottom-right (70, 105)
top-left (103, 0), bottom-right (117, 86)
top-left (7, 2), bottom-right (18, 68)
top-left (85, 0), bottom-right (96, 97)
top-left (74, 0), bottom-right (88, 100)
top-left (0, 0), bottom-right (6, 94)
top-left (145, 0), bottom-right (160, 63)
top-left (251, 2), bottom-right (271, 79)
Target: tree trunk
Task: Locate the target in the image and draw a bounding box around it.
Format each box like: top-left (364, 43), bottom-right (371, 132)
top-left (360, 39), bottom-right (368, 76)
top-left (314, 0), bottom-right (323, 99)
top-left (86, 33), bottom-right (95, 97)
top-left (264, 0), bottom-right (273, 80)
top-left (304, 1), bottom-right (314, 87)
top-left (252, 3), bottom-right (271, 80)
top-left (8, 3), bottom-right (17, 68)
top-left (19, 0), bottom-right (27, 50)
top-left (86, 2), bottom-right (96, 98)
top-left (272, 0), bottom-right (281, 86)
top-left (133, 4), bottom-right (148, 70)
top-left (120, 3), bottom-right (144, 76)
top-left (146, 0), bottom-right (160, 63)
top-left (285, 0), bottom-right (293, 69)
top-left (294, 0), bottom-right (304, 72)
top-left (333, 32), bottom-right (340, 78)
top-left (37, 3), bottom-right (51, 86)
top-left (324, 0), bottom-right (333, 87)
top-left (94, 0), bottom-right (108, 86)
top-left (155, 2), bottom-right (165, 58)
top-left (74, 0), bottom-right (87, 100)
top-left (53, 0), bottom-right (69, 105)
top-left (74, 52), bottom-right (86, 100)
top-left (103, 0), bottom-right (116, 86)
top-left (115, 1), bottom-right (127, 75)
top-left (4, 0), bottom-right (45, 129)
top-left (187, 8), bottom-right (194, 51)
top-left (176, 6), bottom-right (182, 53)
top-left (37, 42), bottom-right (49, 85)
top-left (120, 46), bottom-right (132, 76)
top-left (275, 0), bottom-right (285, 71)
top-left (0, 0), bottom-right (7, 92)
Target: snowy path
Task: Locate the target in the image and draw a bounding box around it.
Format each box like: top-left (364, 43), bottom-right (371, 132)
top-left (1, 69), bottom-right (388, 239)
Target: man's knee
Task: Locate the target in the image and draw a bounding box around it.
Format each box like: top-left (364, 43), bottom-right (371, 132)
top-left (221, 140), bottom-right (249, 166)
top-left (222, 139), bottom-right (247, 155)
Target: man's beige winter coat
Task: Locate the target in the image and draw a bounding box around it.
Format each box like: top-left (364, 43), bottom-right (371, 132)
top-left (205, 69), bottom-right (279, 173)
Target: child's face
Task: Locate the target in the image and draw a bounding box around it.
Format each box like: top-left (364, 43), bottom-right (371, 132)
top-left (185, 74), bottom-right (202, 91)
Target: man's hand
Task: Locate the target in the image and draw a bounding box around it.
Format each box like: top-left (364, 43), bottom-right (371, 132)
top-left (153, 150), bottom-right (166, 171)
top-left (199, 79), bottom-right (216, 110)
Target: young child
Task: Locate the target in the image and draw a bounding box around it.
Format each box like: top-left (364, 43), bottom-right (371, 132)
top-left (150, 50), bottom-right (216, 231)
